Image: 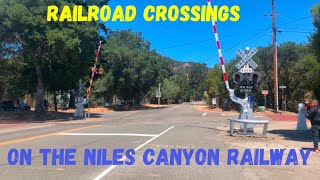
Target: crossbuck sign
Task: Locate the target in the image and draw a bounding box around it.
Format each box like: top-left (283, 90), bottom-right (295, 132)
top-left (236, 48), bottom-right (259, 70)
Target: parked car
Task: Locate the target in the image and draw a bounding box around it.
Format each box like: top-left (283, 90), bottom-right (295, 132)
top-left (1, 101), bottom-right (16, 111)
top-left (20, 102), bottom-right (31, 111)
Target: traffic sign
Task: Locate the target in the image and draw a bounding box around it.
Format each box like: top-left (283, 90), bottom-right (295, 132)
top-left (236, 48), bottom-right (258, 70)
top-left (279, 86), bottom-right (287, 89)
top-left (239, 80), bottom-right (255, 93)
top-left (247, 59), bottom-right (258, 69)
top-left (262, 90), bottom-right (269, 95)
top-left (156, 91), bottom-right (161, 98)
top-left (239, 64), bottom-right (254, 73)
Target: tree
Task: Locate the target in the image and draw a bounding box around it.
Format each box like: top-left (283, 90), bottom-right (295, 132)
top-left (175, 66), bottom-right (192, 102)
top-left (93, 71), bottom-right (114, 103)
top-left (189, 63), bottom-right (207, 100)
top-left (205, 66), bottom-right (223, 98)
top-left (162, 78), bottom-right (180, 101)
top-left (0, 0), bottom-right (109, 117)
top-left (203, 42), bottom-right (318, 112)
top-left (95, 30), bottom-right (176, 104)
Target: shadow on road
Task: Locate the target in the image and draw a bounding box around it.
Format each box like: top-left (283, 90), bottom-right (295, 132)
top-left (0, 111), bottom-right (102, 124)
top-left (109, 104), bottom-right (168, 111)
top-left (184, 124), bottom-right (226, 132)
top-left (268, 129), bottom-right (312, 142)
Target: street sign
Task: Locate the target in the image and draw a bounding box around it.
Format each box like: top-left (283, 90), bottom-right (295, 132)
top-left (239, 80), bottom-right (254, 93)
top-left (156, 91), bottom-right (161, 98)
top-left (236, 48), bottom-right (258, 70)
top-left (262, 90), bottom-right (269, 95)
top-left (240, 88), bottom-right (253, 93)
top-left (239, 64), bottom-right (254, 73)
top-left (246, 59), bottom-right (258, 69)
top-left (236, 49), bottom-right (246, 59)
top-left (212, 98), bottom-right (217, 105)
top-left (279, 85), bottom-right (287, 111)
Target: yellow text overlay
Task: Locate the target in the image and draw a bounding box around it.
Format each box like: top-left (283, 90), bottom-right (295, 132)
top-left (47, 5), bottom-right (240, 22)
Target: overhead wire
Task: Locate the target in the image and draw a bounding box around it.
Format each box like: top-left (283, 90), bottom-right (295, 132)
top-left (156, 27), bottom-right (274, 51)
top-left (154, 15), bottom-right (314, 65)
top-left (198, 26), bottom-right (272, 63)
top-left (277, 16), bottom-right (312, 26)
top-left (200, 16), bottom-right (314, 64)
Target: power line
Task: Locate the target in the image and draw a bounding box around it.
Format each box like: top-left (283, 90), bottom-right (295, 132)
top-left (156, 16), bottom-right (312, 53)
top-left (278, 16), bottom-right (312, 26)
top-left (157, 39), bottom-right (213, 51)
top-left (280, 27), bottom-right (315, 31)
top-left (198, 27), bottom-right (272, 63)
top-left (278, 24), bottom-right (314, 28)
top-left (198, 16), bottom-right (313, 64)
top-left (165, 15), bottom-right (313, 65)
top-left (156, 28), bottom-right (273, 51)
top-left (279, 30), bottom-right (314, 34)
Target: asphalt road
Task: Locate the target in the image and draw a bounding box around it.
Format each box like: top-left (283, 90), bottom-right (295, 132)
top-left (0, 103), bottom-right (273, 179)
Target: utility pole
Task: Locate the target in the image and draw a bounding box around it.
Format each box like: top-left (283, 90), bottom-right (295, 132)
top-left (272, 0), bottom-right (279, 112)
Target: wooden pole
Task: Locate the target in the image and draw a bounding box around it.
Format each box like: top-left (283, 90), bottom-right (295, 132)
top-left (272, 0), bottom-right (279, 112)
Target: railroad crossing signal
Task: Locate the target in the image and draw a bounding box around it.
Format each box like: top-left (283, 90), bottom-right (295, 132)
top-left (233, 71), bottom-right (262, 93)
top-left (233, 72), bottom-right (261, 84)
top-left (236, 48), bottom-right (259, 70)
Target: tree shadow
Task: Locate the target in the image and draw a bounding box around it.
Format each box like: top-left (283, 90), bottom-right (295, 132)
top-left (184, 124), bottom-right (226, 132)
top-left (268, 129), bottom-right (312, 142)
top-left (108, 104), bottom-right (168, 111)
top-left (0, 111), bottom-right (102, 124)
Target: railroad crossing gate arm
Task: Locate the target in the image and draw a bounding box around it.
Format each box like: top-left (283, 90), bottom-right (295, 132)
top-left (207, 0), bottom-right (250, 114)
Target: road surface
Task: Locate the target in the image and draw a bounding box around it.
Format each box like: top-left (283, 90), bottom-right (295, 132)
top-left (0, 103), bottom-right (316, 180)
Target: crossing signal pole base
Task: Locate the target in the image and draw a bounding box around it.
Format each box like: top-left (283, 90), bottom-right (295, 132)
top-left (229, 90), bottom-right (256, 133)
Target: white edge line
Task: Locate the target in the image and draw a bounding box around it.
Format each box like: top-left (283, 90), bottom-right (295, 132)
top-left (93, 126), bottom-right (175, 180)
top-left (59, 133), bottom-right (157, 137)
top-left (202, 113), bottom-right (207, 116)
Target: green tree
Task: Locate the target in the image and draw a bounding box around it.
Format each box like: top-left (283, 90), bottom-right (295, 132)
top-left (175, 67), bottom-right (192, 102)
top-left (0, 0), bottom-right (109, 117)
top-left (100, 30), bottom-right (158, 103)
top-left (189, 63), bottom-right (207, 100)
top-left (203, 42), bottom-right (317, 112)
top-left (162, 78), bottom-right (180, 101)
top-left (205, 65), bottom-right (224, 98)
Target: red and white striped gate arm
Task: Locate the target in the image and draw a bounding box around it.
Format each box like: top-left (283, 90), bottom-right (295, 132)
top-left (88, 41), bottom-right (102, 96)
top-left (206, 0), bottom-right (231, 91)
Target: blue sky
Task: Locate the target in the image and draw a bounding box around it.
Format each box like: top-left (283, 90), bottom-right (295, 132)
top-left (105, 0), bottom-right (318, 67)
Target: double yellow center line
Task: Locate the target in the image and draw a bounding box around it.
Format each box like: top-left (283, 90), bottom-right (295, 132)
top-left (0, 125), bottom-right (101, 146)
